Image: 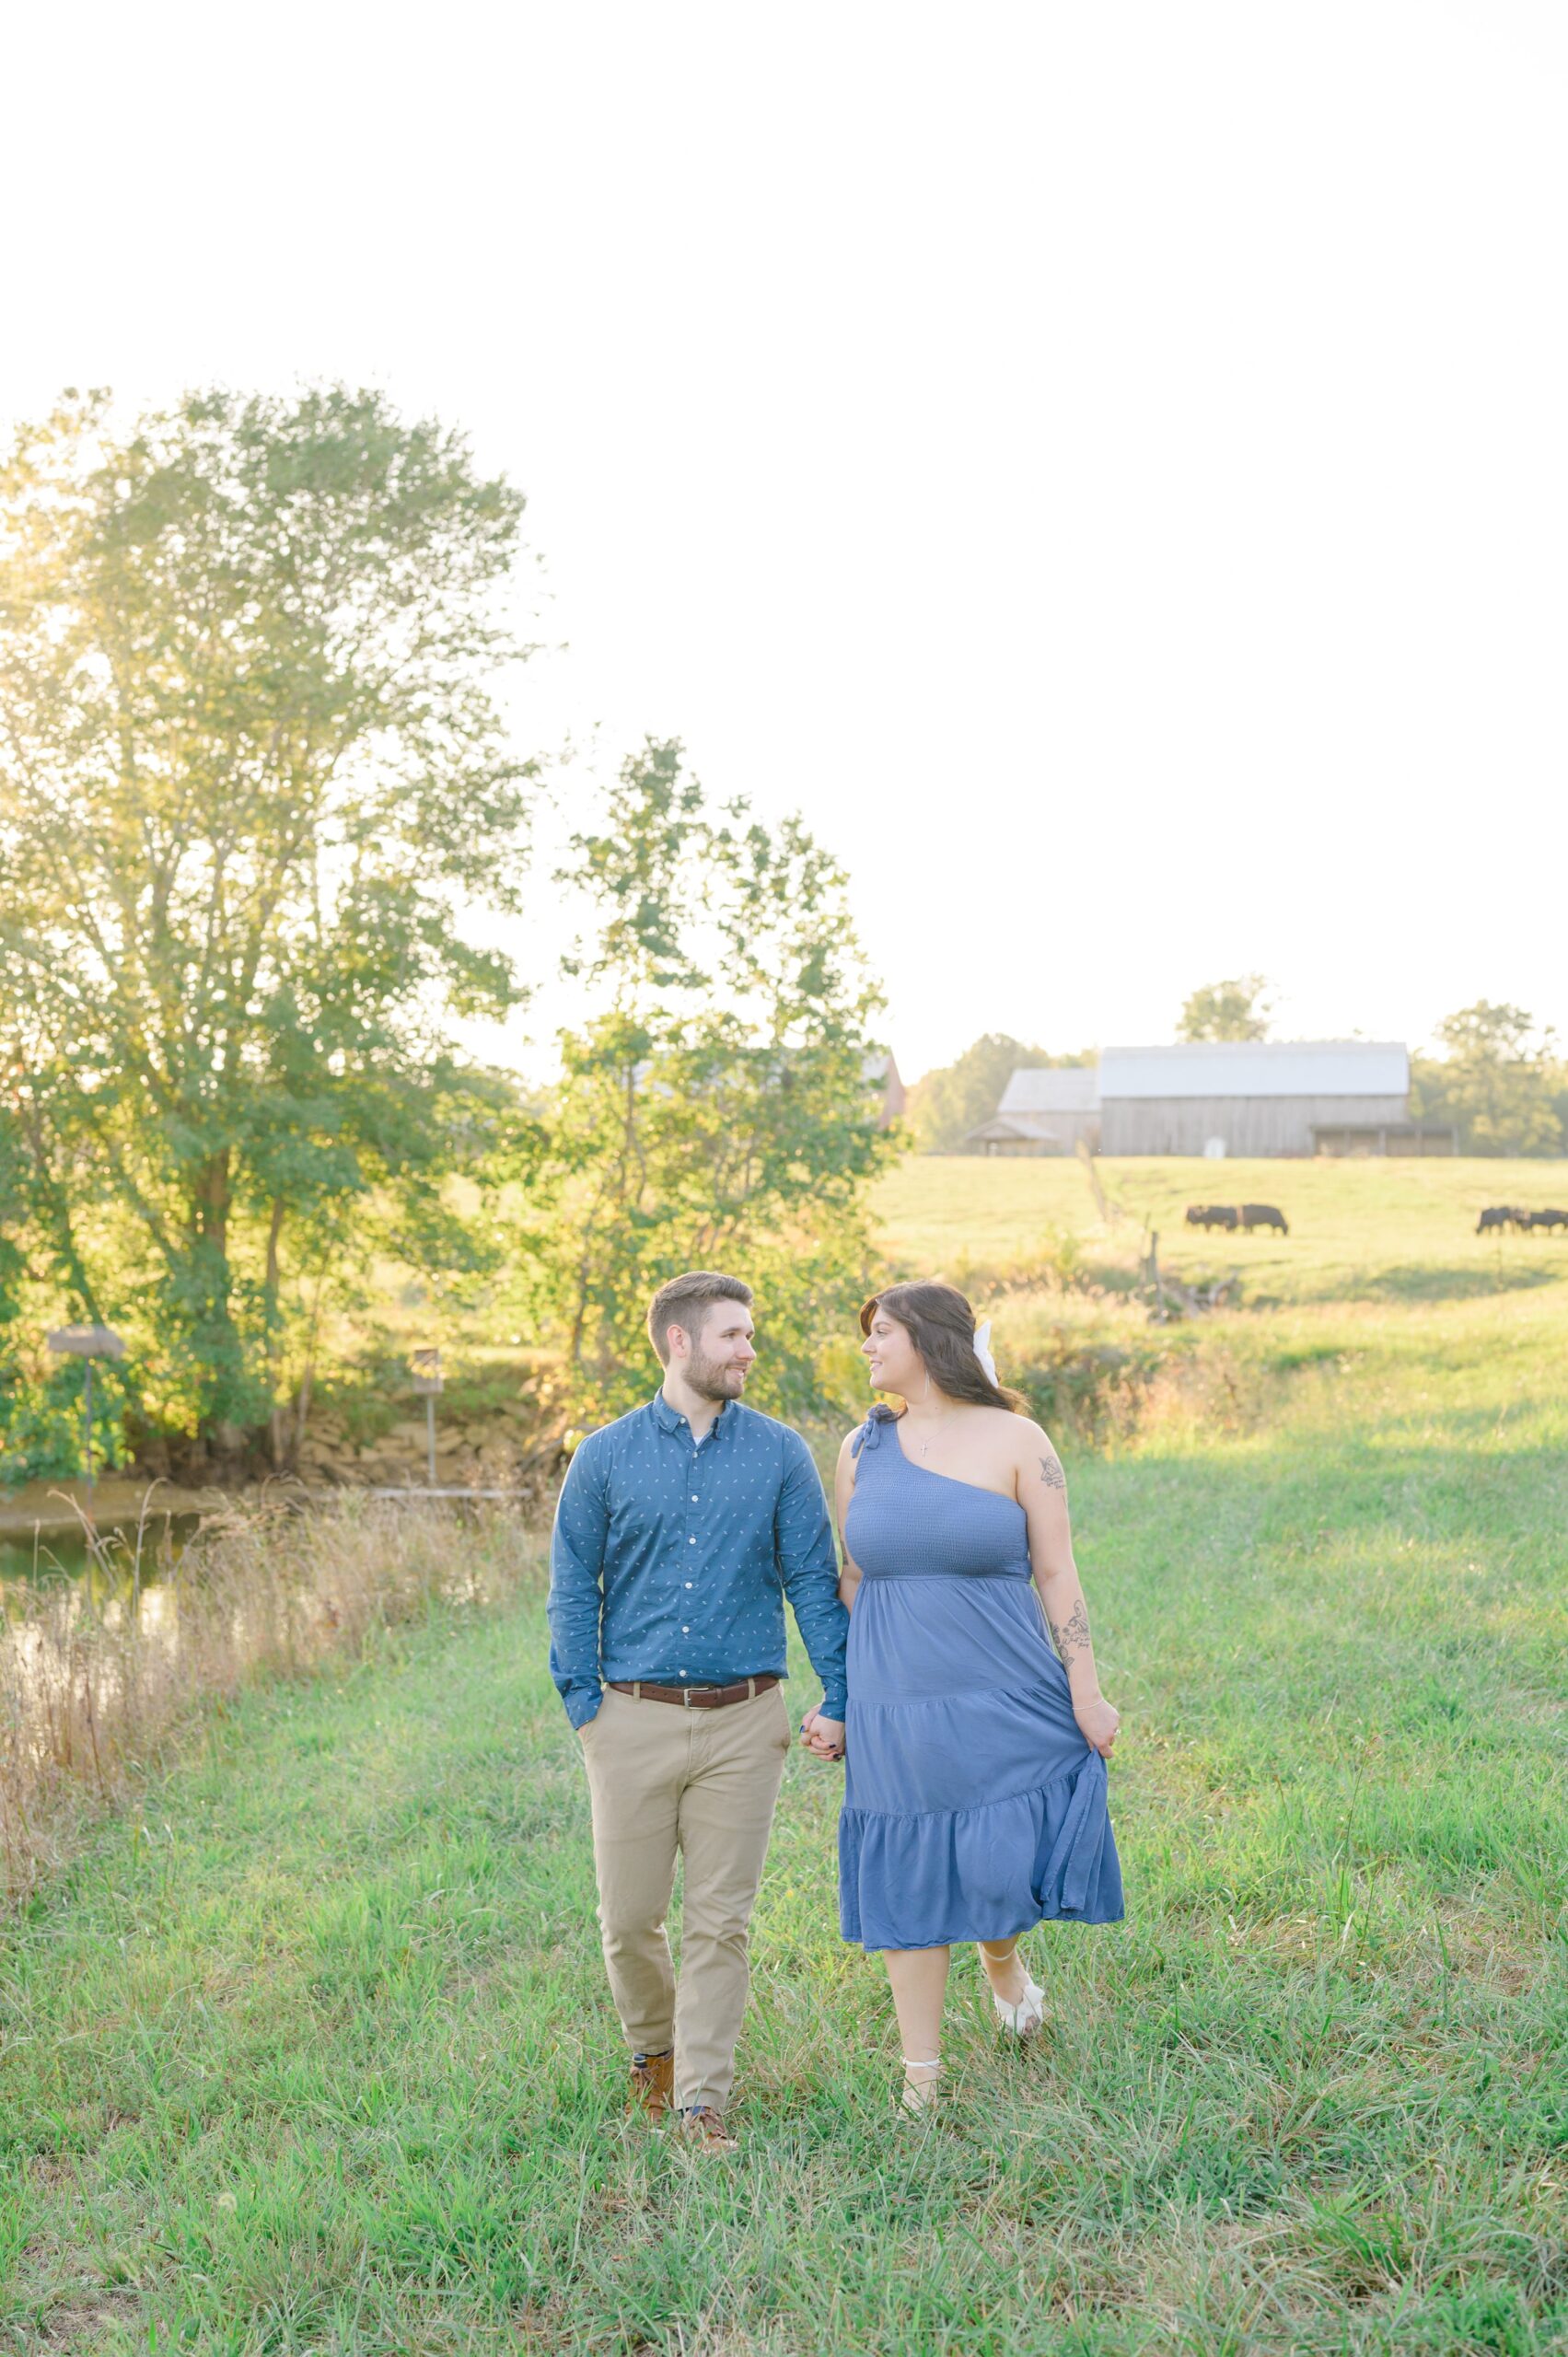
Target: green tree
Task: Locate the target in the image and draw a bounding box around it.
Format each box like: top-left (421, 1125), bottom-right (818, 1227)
top-left (1176, 975), bottom-right (1275, 1042)
top-left (548, 739), bottom-right (893, 1424)
top-left (1411, 1002), bottom-right (1563, 1156)
top-left (0, 1105), bottom-right (25, 1390)
top-left (0, 385), bottom-right (540, 1468)
top-left (906, 1035), bottom-right (1088, 1153)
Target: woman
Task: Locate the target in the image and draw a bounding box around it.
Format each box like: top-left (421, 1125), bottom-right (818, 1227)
top-left (802, 1280), bottom-right (1123, 2115)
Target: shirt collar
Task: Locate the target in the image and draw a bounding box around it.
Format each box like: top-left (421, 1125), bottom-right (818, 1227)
top-left (650, 1389), bottom-right (734, 1440)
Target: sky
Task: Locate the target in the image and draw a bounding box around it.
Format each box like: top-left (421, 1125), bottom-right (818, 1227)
top-left (5, 2), bottom-right (1566, 1082)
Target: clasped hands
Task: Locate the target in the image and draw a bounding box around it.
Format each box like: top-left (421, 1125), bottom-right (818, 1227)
top-left (797, 1705), bottom-right (844, 1762)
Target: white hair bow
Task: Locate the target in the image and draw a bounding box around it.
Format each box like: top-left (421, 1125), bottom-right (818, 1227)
top-left (973, 1319), bottom-right (998, 1386)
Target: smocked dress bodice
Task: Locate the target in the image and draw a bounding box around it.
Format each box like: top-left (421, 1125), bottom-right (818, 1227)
top-left (845, 1405), bottom-right (1032, 1581)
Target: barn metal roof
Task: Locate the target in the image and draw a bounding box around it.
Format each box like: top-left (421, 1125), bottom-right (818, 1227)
top-left (998, 1066), bottom-right (1101, 1114)
top-left (1098, 1041), bottom-right (1410, 1099)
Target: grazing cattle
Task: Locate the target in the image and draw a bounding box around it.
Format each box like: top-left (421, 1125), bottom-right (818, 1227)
top-left (1185, 1204), bottom-right (1238, 1231)
top-left (1527, 1208), bottom-right (1568, 1232)
top-left (1476, 1205), bottom-right (1522, 1235)
top-left (1239, 1203), bottom-right (1289, 1235)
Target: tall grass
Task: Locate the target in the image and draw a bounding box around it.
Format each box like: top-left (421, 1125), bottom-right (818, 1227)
top-left (0, 1501), bottom-right (546, 1907)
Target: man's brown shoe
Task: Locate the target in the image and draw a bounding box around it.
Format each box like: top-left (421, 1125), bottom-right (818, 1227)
top-left (676, 2105), bottom-right (738, 2153)
top-left (629, 2050), bottom-right (674, 2121)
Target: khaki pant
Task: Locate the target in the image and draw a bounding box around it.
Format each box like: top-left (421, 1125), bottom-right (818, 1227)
top-left (579, 1681), bottom-right (793, 2111)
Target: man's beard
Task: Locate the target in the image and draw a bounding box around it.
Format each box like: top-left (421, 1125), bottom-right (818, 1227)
top-left (686, 1348), bottom-right (748, 1404)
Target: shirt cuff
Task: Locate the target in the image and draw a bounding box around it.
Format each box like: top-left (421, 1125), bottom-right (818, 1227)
top-left (819, 1684), bottom-right (847, 1722)
top-left (563, 1681), bottom-right (603, 1730)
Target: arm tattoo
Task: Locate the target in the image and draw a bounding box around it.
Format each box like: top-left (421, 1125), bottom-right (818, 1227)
top-left (1038, 1445), bottom-right (1067, 1492)
top-left (1048, 1596), bottom-right (1090, 1669)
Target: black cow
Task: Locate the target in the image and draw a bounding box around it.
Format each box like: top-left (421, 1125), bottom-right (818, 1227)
top-left (1185, 1204), bottom-right (1238, 1231)
top-left (1527, 1208), bottom-right (1568, 1232)
top-left (1476, 1205), bottom-right (1523, 1235)
top-left (1239, 1203), bottom-right (1289, 1235)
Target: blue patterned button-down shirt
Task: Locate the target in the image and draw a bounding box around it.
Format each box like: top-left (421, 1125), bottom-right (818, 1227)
top-left (548, 1391), bottom-right (848, 1729)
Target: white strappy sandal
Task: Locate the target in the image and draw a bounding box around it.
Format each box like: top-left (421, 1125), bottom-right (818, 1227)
top-left (900, 2056), bottom-right (942, 2116)
top-left (991, 1974), bottom-right (1047, 2038)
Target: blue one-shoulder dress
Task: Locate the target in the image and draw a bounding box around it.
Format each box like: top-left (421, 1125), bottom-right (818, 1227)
top-left (838, 1406), bottom-right (1123, 1951)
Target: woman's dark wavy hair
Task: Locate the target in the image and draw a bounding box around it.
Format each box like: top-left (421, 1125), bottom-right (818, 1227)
top-left (859, 1279), bottom-right (1027, 1414)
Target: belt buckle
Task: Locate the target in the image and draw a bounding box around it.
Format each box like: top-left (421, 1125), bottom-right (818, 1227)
top-left (682, 1687), bottom-right (693, 1708)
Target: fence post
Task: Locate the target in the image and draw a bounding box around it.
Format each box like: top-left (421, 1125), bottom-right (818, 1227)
top-left (1144, 1228), bottom-right (1168, 1318)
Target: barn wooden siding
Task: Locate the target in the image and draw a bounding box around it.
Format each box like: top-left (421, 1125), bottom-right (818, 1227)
top-left (1099, 1093), bottom-right (1411, 1157)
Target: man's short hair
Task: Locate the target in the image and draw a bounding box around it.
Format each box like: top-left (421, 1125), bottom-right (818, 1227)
top-left (647, 1271), bottom-right (753, 1365)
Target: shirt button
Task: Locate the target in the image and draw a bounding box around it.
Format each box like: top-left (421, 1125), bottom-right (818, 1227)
top-left (685, 1582), bottom-right (692, 1589)
top-left (691, 1494), bottom-right (699, 1503)
top-left (689, 1537), bottom-right (696, 1545)
top-left (682, 1625), bottom-right (690, 1633)
top-left (679, 1670), bottom-right (686, 1678)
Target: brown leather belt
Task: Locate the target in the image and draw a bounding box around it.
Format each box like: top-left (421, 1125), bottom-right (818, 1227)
top-left (607, 1675), bottom-right (781, 1710)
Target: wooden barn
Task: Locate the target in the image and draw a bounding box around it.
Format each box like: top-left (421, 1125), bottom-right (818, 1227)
top-left (967, 1066), bottom-right (1101, 1155)
top-left (969, 1040), bottom-right (1454, 1157)
top-left (1098, 1040), bottom-right (1423, 1157)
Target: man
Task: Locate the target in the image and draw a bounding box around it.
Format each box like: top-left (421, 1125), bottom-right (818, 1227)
top-left (549, 1271), bottom-right (847, 2152)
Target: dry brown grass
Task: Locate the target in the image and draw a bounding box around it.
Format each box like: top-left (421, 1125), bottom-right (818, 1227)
top-left (0, 1492), bottom-right (547, 1907)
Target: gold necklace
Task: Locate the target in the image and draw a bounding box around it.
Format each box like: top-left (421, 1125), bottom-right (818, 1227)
top-left (907, 1389), bottom-right (950, 1461)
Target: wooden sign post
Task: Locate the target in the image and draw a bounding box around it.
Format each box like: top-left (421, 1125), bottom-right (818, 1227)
top-left (46, 1326), bottom-right (128, 1521)
top-left (410, 1349), bottom-right (444, 1489)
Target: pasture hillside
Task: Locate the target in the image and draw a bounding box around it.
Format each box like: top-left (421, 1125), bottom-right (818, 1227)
top-left (1, 1153), bottom-right (1564, 2352)
top-left (873, 1154), bottom-right (1568, 1306)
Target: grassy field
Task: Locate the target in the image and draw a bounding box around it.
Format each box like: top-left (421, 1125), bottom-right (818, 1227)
top-left (873, 1152), bottom-right (1568, 1306)
top-left (2, 1158), bottom-right (1565, 2353)
top-left (871, 1155), bottom-right (1568, 1457)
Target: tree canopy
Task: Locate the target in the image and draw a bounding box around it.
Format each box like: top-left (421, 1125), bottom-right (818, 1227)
top-left (0, 385), bottom-right (540, 1468)
top-left (1411, 1002), bottom-right (1564, 1156)
top-left (546, 738), bottom-right (893, 1422)
top-left (1176, 975), bottom-right (1275, 1043)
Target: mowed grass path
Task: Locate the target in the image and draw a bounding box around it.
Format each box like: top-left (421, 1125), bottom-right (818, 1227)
top-left (3, 1160), bottom-right (1566, 2353)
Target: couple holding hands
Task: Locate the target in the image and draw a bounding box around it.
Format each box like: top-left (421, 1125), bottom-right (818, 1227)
top-left (548, 1270), bottom-right (1123, 2150)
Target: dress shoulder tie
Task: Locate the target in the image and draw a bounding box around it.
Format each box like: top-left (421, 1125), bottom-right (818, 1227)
top-left (850, 1404), bottom-right (900, 1461)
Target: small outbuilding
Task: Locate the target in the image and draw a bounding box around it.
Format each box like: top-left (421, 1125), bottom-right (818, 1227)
top-left (967, 1066), bottom-right (1100, 1155)
top-left (1310, 1119), bottom-right (1457, 1156)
